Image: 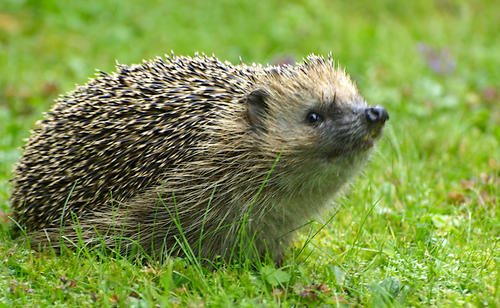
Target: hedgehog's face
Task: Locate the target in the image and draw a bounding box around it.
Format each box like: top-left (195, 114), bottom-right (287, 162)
top-left (246, 78), bottom-right (388, 166)
top-left (295, 91), bottom-right (389, 163)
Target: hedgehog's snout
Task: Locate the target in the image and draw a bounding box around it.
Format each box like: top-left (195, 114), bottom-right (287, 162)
top-left (365, 106), bottom-right (389, 124)
top-left (361, 106), bottom-right (388, 146)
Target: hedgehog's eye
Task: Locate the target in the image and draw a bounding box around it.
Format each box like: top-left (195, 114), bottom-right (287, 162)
top-left (306, 112), bottom-right (321, 124)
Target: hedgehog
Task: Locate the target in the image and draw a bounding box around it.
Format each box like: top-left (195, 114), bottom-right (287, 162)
top-left (10, 53), bottom-right (388, 263)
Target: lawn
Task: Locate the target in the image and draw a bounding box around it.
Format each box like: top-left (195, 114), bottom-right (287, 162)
top-left (1, 0), bottom-right (499, 306)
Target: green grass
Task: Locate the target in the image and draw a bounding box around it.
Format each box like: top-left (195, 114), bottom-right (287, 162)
top-left (1, 0), bottom-right (499, 306)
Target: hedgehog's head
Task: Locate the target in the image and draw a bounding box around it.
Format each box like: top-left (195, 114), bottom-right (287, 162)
top-left (246, 54), bottom-right (388, 170)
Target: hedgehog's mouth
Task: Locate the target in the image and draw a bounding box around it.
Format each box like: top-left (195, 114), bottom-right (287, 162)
top-left (360, 126), bottom-right (384, 150)
top-left (321, 125), bottom-right (385, 163)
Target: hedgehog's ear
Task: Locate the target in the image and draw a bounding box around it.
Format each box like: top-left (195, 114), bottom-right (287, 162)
top-left (246, 89), bottom-right (268, 131)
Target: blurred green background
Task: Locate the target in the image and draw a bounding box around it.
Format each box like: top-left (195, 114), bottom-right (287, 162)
top-left (0, 0), bottom-right (499, 306)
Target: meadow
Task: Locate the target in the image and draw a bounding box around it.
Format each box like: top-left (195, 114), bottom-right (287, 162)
top-left (0, 0), bottom-right (499, 306)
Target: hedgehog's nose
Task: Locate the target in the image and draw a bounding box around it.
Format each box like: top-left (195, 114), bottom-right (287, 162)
top-left (365, 106), bottom-right (389, 123)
